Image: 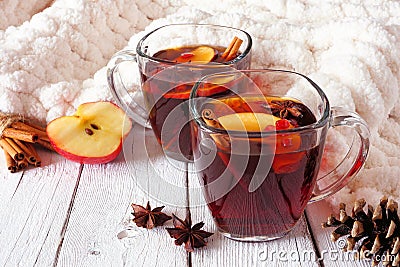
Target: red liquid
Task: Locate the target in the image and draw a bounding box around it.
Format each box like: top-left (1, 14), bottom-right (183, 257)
top-left (141, 45), bottom-right (238, 161)
top-left (193, 96), bottom-right (324, 237)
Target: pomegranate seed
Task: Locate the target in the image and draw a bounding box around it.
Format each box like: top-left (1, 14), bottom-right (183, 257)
top-left (275, 119), bottom-right (291, 130)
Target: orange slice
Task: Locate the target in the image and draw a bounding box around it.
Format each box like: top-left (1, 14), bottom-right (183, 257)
top-left (163, 84), bottom-right (229, 99)
top-left (272, 152), bottom-right (305, 174)
top-left (163, 74), bottom-right (234, 99)
top-left (175, 46), bottom-right (216, 63)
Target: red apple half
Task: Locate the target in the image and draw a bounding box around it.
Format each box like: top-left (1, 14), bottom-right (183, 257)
top-left (47, 101), bottom-right (132, 164)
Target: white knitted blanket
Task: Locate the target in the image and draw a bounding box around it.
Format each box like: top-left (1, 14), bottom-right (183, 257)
top-left (1, 0), bottom-right (400, 205)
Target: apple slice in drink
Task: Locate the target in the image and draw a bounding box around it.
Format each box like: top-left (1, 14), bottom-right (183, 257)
top-left (218, 113), bottom-right (280, 132)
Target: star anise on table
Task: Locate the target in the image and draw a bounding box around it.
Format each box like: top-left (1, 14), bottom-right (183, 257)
top-left (166, 213), bottom-right (214, 252)
top-left (131, 201), bottom-right (172, 229)
top-left (269, 99), bottom-right (303, 119)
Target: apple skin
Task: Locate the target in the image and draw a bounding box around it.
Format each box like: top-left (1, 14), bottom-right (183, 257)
top-left (46, 101), bottom-right (132, 164)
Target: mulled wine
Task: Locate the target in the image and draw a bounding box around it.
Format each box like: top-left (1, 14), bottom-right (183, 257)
top-left (142, 45), bottom-right (244, 161)
top-left (192, 95), bottom-right (324, 238)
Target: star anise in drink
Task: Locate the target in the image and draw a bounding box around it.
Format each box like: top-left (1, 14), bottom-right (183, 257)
top-left (131, 201), bottom-right (172, 229)
top-left (269, 99), bottom-right (302, 119)
top-left (166, 213), bottom-right (214, 252)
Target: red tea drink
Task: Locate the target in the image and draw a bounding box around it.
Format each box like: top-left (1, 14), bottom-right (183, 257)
top-left (107, 25), bottom-right (253, 163)
top-left (142, 45), bottom-right (243, 161)
top-left (192, 95), bottom-right (324, 238)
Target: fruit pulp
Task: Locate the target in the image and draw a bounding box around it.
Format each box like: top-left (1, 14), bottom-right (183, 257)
top-left (193, 95), bottom-right (325, 238)
top-left (142, 45), bottom-right (239, 161)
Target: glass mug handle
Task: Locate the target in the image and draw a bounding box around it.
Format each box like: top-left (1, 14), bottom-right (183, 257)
top-left (310, 106), bottom-right (370, 202)
top-left (107, 49), bottom-right (150, 128)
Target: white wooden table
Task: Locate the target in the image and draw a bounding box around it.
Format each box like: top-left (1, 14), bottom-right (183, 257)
top-left (0, 124), bottom-right (372, 267)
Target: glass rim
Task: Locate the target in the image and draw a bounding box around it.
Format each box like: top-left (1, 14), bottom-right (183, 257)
top-left (189, 69), bottom-right (331, 137)
top-left (136, 23), bottom-right (253, 66)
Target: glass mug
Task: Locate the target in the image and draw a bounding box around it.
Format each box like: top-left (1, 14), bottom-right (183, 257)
top-left (189, 69), bottom-right (370, 241)
top-left (107, 24), bottom-right (252, 161)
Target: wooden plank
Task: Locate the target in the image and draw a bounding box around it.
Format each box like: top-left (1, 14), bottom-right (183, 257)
top-left (187, 164), bottom-right (319, 267)
top-left (55, 124), bottom-right (189, 266)
top-left (0, 148), bottom-right (82, 267)
top-left (305, 200), bottom-right (371, 267)
top-left (0, 151), bottom-right (24, 206)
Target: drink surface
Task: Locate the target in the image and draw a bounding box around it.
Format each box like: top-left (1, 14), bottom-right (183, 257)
top-left (193, 95), bottom-right (323, 237)
top-left (153, 45), bottom-right (229, 65)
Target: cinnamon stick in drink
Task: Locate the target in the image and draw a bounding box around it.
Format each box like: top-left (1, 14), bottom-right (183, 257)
top-left (222, 37), bottom-right (238, 59)
top-left (226, 39), bottom-right (243, 61)
top-left (201, 109), bottom-right (230, 148)
top-left (221, 36), bottom-right (243, 61)
top-left (202, 109), bottom-right (223, 128)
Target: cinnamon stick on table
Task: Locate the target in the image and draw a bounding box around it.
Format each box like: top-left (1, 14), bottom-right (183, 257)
top-left (2, 128), bottom-right (39, 143)
top-left (36, 139), bottom-right (55, 152)
top-left (26, 143), bottom-right (41, 167)
top-left (11, 121), bottom-right (54, 151)
top-left (23, 121), bottom-right (47, 133)
top-left (0, 119), bottom-right (51, 171)
top-left (3, 149), bottom-right (16, 172)
top-left (0, 138), bottom-right (23, 161)
top-left (5, 138), bottom-right (25, 160)
top-left (13, 139), bottom-right (37, 164)
top-left (11, 121), bottom-right (47, 139)
top-left (16, 159), bottom-right (28, 170)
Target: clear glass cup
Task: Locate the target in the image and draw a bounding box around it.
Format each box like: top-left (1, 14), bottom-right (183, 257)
top-left (189, 69), bottom-right (370, 241)
top-left (107, 24), bottom-right (252, 161)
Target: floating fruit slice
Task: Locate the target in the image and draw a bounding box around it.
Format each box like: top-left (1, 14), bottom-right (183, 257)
top-left (197, 74), bottom-right (236, 97)
top-left (163, 84), bottom-right (229, 99)
top-left (217, 113), bottom-right (280, 132)
top-left (163, 74), bottom-right (235, 99)
top-left (175, 46), bottom-right (216, 63)
top-left (217, 112), bottom-right (303, 172)
top-left (162, 84), bottom-right (191, 99)
top-left (272, 152), bottom-right (305, 174)
top-left (217, 113), bottom-right (301, 152)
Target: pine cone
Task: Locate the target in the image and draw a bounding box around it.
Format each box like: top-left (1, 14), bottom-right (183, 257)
top-left (322, 197), bottom-right (400, 266)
